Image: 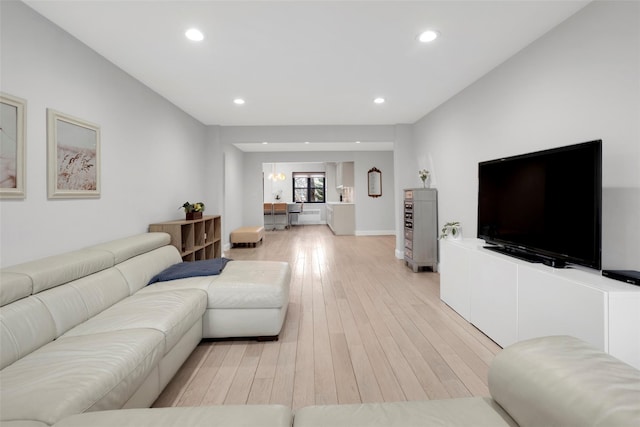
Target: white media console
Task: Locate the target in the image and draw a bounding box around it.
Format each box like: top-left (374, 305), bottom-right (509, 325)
top-left (440, 238), bottom-right (640, 369)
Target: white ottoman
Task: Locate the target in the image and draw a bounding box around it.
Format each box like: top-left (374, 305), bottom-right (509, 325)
top-left (203, 260), bottom-right (291, 340)
top-left (140, 260), bottom-right (291, 341)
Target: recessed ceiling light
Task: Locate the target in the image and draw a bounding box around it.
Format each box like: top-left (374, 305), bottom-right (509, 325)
top-left (418, 30), bottom-right (439, 43)
top-left (233, 98), bottom-right (245, 105)
top-left (262, 141), bottom-right (268, 145)
top-left (374, 97), bottom-right (385, 104)
top-left (355, 141), bottom-right (361, 144)
top-left (185, 28), bottom-right (204, 42)
top-left (304, 141), bottom-right (310, 144)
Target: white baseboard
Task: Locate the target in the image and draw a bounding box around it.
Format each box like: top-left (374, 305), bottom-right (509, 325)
top-left (355, 230), bottom-right (396, 236)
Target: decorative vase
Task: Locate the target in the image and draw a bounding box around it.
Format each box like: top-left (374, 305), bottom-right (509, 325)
top-left (421, 179), bottom-right (426, 188)
top-left (448, 227), bottom-right (462, 240)
top-left (186, 211), bottom-right (203, 220)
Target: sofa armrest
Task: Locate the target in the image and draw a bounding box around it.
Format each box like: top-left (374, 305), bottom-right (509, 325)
top-left (489, 336), bottom-right (640, 427)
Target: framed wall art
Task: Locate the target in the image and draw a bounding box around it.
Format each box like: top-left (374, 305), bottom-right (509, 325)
top-left (0, 93), bottom-right (26, 199)
top-left (47, 109), bottom-right (100, 198)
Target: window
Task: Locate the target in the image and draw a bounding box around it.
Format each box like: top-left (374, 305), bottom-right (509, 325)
top-left (293, 172), bottom-right (325, 203)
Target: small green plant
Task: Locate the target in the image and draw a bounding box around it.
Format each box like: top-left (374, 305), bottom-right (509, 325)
top-left (180, 201), bottom-right (205, 213)
top-left (440, 221), bottom-right (461, 239)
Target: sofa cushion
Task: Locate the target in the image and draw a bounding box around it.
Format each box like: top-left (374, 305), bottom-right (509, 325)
top-left (2, 250), bottom-right (113, 294)
top-left (0, 296), bottom-right (57, 370)
top-left (0, 421), bottom-right (48, 427)
top-left (114, 246), bottom-right (182, 295)
top-left (489, 335), bottom-right (640, 427)
top-left (88, 232), bottom-right (171, 265)
top-left (207, 261), bottom-right (290, 309)
top-left (34, 268), bottom-right (130, 337)
top-left (52, 405), bottom-right (293, 427)
top-left (62, 289), bottom-right (206, 354)
top-left (293, 398), bottom-right (517, 427)
top-left (0, 329), bottom-right (164, 426)
top-left (0, 272), bottom-right (32, 306)
top-left (138, 276), bottom-right (213, 294)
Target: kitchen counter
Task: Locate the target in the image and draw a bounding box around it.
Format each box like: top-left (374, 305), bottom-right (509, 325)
top-left (326, 203), bottom-right (355, 235)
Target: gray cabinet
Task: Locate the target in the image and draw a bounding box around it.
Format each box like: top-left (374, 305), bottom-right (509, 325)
top-left (404, 188), bottom-right (438, 272)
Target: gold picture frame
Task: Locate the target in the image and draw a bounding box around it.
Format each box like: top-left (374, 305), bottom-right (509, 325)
top-left (0, 93), bottom-right (26, 199)
top-left (47, 109), bottom-right (101, 199)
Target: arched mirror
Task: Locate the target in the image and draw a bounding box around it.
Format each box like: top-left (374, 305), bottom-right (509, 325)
top-left (368, 167), bottom-right (382, 198)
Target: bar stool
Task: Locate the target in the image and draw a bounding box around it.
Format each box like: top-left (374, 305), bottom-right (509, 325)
top-left (263, 203), bottom-right (275, 231)
top-left (273, 203), bottom-right (288, 230)
top-left (287, 203), bottom-right (302, 228)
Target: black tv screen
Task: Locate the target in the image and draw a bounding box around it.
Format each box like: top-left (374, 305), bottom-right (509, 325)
top-left (477, 140), bottom-right (602, 270)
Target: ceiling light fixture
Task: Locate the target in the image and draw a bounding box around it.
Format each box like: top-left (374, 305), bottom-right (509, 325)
top-left (262, 141), bottom-right (268, 145)
top-left (418, 30), bottom-right (439, 43)
top-left (233, 98), bottom-right (245, 105)
top-left (185, 28), bottom-right (204, 42)
top-left (355, 141), bottom-right (361, 144)
top-left (268, 163), bottom-right (286, 182)
top-left (374, 97), bottom-right (385, 104)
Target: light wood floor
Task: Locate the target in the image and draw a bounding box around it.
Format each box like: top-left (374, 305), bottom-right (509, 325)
top-left (153, 225), bottom-right (501, 410)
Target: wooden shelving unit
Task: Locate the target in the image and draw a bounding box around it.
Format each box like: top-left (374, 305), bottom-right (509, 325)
top-left (149, 215), bottom-right (221, 262)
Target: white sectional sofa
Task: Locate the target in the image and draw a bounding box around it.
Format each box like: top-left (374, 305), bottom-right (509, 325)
top-left (46, 336), bottom-right (640, 427)
top-left (1, 233), bottom-right (638, 427)
top-left (0, 233), bottom-right (290, 426)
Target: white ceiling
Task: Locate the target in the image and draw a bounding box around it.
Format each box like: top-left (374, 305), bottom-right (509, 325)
top-left (24, 0), bottom-right (589, 131)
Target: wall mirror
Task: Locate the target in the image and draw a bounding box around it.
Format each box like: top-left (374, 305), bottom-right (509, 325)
top-left (367, 167), bottom-right (382, 198)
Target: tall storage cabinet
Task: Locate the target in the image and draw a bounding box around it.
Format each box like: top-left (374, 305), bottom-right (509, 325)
top-left (149, 215), bottom-right (221, 262)
top-left (404, 188), bottom-right (438, 272)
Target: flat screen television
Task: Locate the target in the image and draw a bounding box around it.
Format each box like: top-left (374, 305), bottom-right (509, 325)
top-left (477, 140), bottom-right (602, 270)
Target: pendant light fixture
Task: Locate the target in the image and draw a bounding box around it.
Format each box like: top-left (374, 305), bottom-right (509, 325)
top-left (268, 163), bottom-right (286, 181)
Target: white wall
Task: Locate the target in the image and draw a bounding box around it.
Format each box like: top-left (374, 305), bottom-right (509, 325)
top-left (0, 1), bottom-right (211, 267)
top-left (222, 143), bottom-right (245, 249)
top-left (353, 151), bottom-right (395, 235)
top-left (412, 0), bottom-right (640, 269)
top-left (392, 124), bottom-right (418, 257)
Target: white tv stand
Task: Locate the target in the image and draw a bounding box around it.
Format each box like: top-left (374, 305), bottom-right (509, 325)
top-left (440, 238), bottom-right (640, 369)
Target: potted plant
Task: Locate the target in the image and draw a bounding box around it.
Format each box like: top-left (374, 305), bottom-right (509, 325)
top-left (440, 221), bottom-right (461, 240)
top-left (181, 201), bottom-right (205, 220)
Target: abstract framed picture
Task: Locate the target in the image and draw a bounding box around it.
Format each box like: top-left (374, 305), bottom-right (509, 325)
top-left (47, 109), bottom-right (100, 198)
top-left (0, 93), bottom-right (26, 199)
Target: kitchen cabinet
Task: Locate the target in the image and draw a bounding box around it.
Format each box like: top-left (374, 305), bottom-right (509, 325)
top-left (326, 202), bottom-right (355, 235)
top-left (336, 162), bottom-right (354, 188)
